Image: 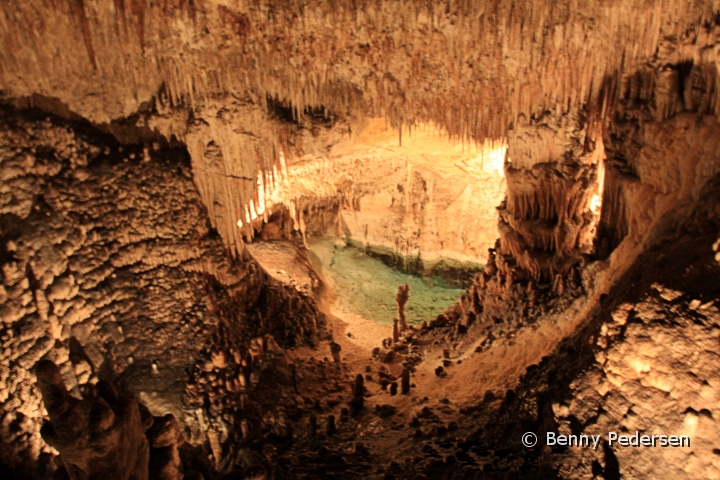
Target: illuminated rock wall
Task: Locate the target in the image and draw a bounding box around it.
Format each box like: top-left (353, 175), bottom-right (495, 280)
top-left (499, 112), bottom-right (603, 281)
top-left (265, 122), bottom-right (508, 273)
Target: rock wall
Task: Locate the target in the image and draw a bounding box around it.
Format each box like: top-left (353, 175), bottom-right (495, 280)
top-left (337, 128), bottom-right (506, 277)
top-left (430, 47), bottom-right (720, 480)
top-left (600, 61), bottom-right (720, 254)
top-left (0, 107), bottom-right (325, 477)
top-left (471, 172), bottom-right (720, 479)
top-left (494, 20), bottom-right (720, 283)
top-left (499, 112), bottom-right (602, 282)
top-left (267, 122), bottom-right (506, 277)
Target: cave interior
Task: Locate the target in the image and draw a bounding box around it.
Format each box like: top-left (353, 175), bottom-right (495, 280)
top-left (2, 1), bottom-right (720, 479)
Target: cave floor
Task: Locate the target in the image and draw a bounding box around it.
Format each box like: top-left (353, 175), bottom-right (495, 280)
top-left (246, 237), bottom-right (593, 408)
top-left (245, 238), bottom-right (595, 448)
top-left (240, 239), bottom-right (605, 477)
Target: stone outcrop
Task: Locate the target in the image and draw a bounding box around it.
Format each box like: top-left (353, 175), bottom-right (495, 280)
top-left (37, 360), bottom-right (153, 480)
top-left (36, 360), bottom-right (209, 480)
top-left (469, 171), bottom-right (720, 479)
top-left (499, 112), bottom-right (602, 282)
top-left (0, 107), bottom-right (326, 477)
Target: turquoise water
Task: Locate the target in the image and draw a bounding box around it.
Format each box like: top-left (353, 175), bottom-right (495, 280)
top-left (307, 237), bottom-right (466, 326)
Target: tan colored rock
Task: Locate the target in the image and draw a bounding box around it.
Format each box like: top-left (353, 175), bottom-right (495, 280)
top-left (211, 352), bottom-right (227, 369)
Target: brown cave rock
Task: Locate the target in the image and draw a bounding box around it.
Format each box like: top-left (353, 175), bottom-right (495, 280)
top-left (1, 2), bottom-right (720, 479)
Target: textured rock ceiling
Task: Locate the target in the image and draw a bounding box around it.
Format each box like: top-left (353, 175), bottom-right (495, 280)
top-left (1, 0), bottom-right (715, 129)
top-left (2, 0), bottom-right (719, 259)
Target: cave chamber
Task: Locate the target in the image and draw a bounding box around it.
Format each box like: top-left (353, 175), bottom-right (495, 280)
top-left (1, 1), bottom-right (720, 479)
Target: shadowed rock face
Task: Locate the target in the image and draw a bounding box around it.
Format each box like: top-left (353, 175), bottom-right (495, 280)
top-left (37, 360), bottom-right (152, 480)
top-left (0, 108), bottom-right (325, 478)
top-left (36, 360), bottom-right (202, 480)
top-left (0, 108), bottom-right (236, 476)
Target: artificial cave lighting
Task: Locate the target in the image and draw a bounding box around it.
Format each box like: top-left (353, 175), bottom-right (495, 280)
top-left (465, 138), bottom-right (508, 176)
top-left (236, 120), bottom-right (509, 268)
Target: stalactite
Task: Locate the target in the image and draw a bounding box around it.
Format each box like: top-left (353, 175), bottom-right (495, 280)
top-left (598, 165), bottom-right (630, 252)
top-left (0, 0), bottom-right (714, 262)
top-left (2, 0), bottom-right (714, 136)
top-left (500, 109), bottom-right (604, 280)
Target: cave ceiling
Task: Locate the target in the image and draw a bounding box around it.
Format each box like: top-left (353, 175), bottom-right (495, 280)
top-left (2, 0), bottom-right (718, 258)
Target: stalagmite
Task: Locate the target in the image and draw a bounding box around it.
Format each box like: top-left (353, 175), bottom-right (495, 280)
top-left (146, 414), bottom-right (185, 480)
top-left (326, 415), bottom-right (336, 436)
top-left (335, 213), bottom-right (344, 246)
top-left (553, 274), bottom-right (565, 296)
top-left (350, 374), bottom-right (365, 416)
top-left (330, 341), bottom-right (342, 363)
top-left (309, 414), bottom-right (318, 438)
top-left (396, 284), bottom-right (410, 331)
top-left (485, 249), bottom-right (497, 276)
top-left (35, 361), bottom-right (153, 480)
top-left (299, 208), bottom-right (308, 248)
top-left (390, 382), bottom-right (398, 396)
top-left (527, 281), bottom-right (538, 308)
top-left (401, 369), bottom-right (410, 395)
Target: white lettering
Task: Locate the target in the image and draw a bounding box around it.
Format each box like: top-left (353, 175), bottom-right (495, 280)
top-left (546, 431), bottom-right (688, 449)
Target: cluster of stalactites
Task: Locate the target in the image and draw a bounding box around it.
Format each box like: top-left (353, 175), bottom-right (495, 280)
top-left (596, 60), bottom-right (720, 256)
top-left (1, 0), bottom-right (715, 139)
top-left (596, 165), bottom-right (630, 256)
top-left (497, 149), bottom-right (601, 282)
top-left (2, 0), bottom-right (717, 264)
top-left (614, 63), bottom-right (720, 124)
top-left (200, 145), bottom-right (383, 254)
